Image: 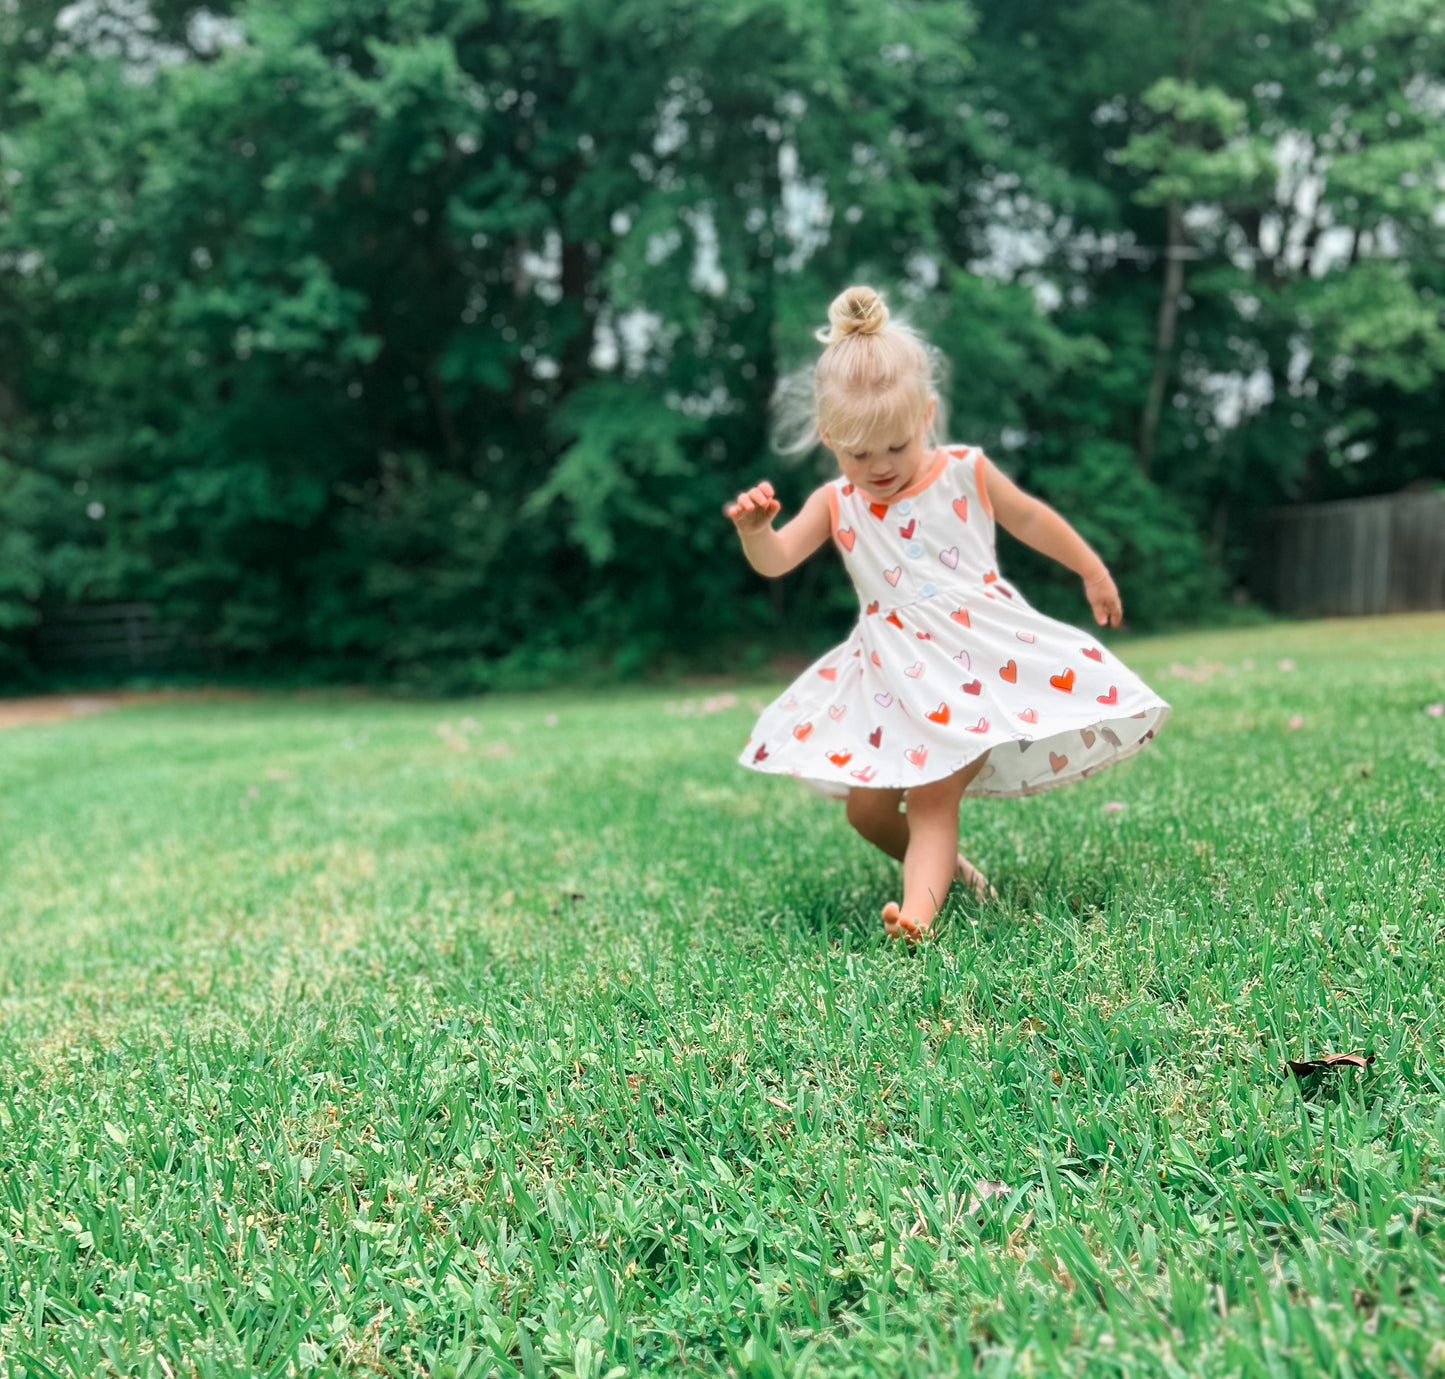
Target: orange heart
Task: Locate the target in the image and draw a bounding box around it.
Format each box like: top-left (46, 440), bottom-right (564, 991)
top-left (869, 502), bottom-right (889, 520)
top-left (1049, 751), bottom-right (1068, 774)
top-left (916, 631), bottom-right (931, 641)
top-left (953, 497), bottom-right (968, 522)
top-left (926, 703), bottom-right (950, 725)
top-left (842, 484), bottom-right (855, 496)
top-left (1050, 668), bottom-right (1075, 692)
top-left (819, 667), bottom-right (837, 681)
top-left (1000, 660), bottom-right (1017, 683)
top-left (871, 652), bottom-right (882, 666)
top-left (793, 722), bottom-right (814, 741)
top-left (983, 570), bottom-right (998, 584)
top-left (828, 751), bottom-right (852, 766)
top-left (837, 527), bottom-right (856, 552)
top-left (906, 745), bottom-right (928, 768)
top-left (886, 611), bottom-right (904, 629)
top-left (950, 608), bottom-right (971, 627)
top-left (866, 600), bottom-right (880, 614)
top-left (1097, 686), bottom-right (1118, 705)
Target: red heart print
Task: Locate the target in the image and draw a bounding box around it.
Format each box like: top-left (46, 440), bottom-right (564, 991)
top-left (837, 528), bottom-right (856, 552)
top-left (793, 722), bottom-right (814, 741)
top-left (819, 667), bottom-right (838, 681)
top-left (983, 570), bottom-right (998, 584)
top-left (953, 497), bottom-right (968, 522)
top-left (869, 502), bottom-right (889, 520)
top-left (753, 744), bottom-right (769, 762)
top-left (1049, 668), bottom-right (1075, 692)
top-left (1097, 686), bottom-right (1118, 705)
top-left (1082, 646), bottom-right (1103, 662)
top-left (866, 600), bottom-right (880, 615)
top-left (869, 727), bottom-right (883, 748)
top-left (961, 679), bottom-right (982, 695)
top-left (1000, 660), bottom-right (1017, 683)
top-left (1049, 751), bottom-right (1068, 774)
top-left (886, 611), bottom-right (904, 629)
top-left (926, 703), bottom-right (950, 725)
top-left (906, 745), bottom-right (928, 768)
top-left (884, 567), bottom-right (902, 586)
top-left (842, 484), bottom-right (855, 496)
top-left (905, 662), bottom-right (924, 678)
top-left (1080, 728), bottom-right (1096, 747)
top-left (898, 519), bottom-right (916, 539)
top-left (966, 717), bottom-right (990, 733)
top-left (998, 585), bottom-right (1014, 599)
top-left (828, 751), bottom-right (852, 767)
top-left (851, 766), bottom-right (877, 782)
top-left (1019, 708), bottom-right (1037, 725)
top-left (829, 704), bottom-right (847, 720)
top-left (1016, 631), bottom-right (1036, 644)
top-left (950, 608), bottom-right (971, 627)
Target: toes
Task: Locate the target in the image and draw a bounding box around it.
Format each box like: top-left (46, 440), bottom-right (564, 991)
top-left (881, 901), bottom-right (902, 939)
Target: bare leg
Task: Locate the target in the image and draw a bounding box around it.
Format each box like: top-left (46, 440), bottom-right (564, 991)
top-left (880, 755), bottom-right (992, 942)
top-left (846, 760), bottom-right (994, 923)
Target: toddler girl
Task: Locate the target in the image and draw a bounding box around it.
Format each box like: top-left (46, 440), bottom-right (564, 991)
top-left (728, 285), bottom-right (1170, 941)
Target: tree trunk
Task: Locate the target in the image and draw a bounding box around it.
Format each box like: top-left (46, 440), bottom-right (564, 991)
top-left (1136, 194), bottom-right (1186, 481)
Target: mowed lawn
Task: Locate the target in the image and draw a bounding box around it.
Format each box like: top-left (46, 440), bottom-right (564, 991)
top-left (1, 615), bottom-right (1443, 1379)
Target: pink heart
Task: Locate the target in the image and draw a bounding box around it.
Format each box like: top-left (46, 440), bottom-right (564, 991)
top-left (905, 662), bottom-right (924, 678)
top-left (953, 650), bottom-right (971, 669)
top-left (884, 567), bottom-right (902, 586)
top-left (1016, 631), bottom-right (1037, 644)
top-left (1018, 708), bottom-right (1037, 724)
top-left (829, 704), bottom-right (847, 720)
top-left (906, 745), bottom-right (928, 769)
top-left (966, 717), bottom-right (990, 734)
top-left (939, 547), bottom-right (960, 569)
top-left (874, 693), bottom-right (894, 708)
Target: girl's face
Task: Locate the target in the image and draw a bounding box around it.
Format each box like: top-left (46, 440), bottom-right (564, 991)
top-left (822, 397), bottom-right (937, 502)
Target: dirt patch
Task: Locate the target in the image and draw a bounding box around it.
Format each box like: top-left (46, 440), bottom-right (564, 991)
top-left (0, 689), bottom-right (251, 732)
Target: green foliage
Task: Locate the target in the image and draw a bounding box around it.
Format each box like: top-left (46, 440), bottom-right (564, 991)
top-left (0, 0), bottom-right (1442, 683)
top-left (2, 616), bottom-right (1445, 1373)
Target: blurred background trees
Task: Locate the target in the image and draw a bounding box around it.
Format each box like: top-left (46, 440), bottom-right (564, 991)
top-left (1, 0), bottom-right (1441, 686)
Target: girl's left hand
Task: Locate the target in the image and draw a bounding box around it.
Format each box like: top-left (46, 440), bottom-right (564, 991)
top-left (1083, 567), bottom-right (1123, 627)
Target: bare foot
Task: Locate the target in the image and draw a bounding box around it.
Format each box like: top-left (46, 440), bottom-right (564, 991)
top-left (882, 901), bottom-right (932, 944)
top-left (955, 854), bottom-right (998, 903)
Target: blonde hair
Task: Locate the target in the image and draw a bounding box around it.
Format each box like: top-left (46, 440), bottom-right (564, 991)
top-left (772, 285), bottom-right (948, 456)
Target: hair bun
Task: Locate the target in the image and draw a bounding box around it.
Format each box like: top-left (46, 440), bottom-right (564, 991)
top-left (820, 285), bottom-right (889, 343)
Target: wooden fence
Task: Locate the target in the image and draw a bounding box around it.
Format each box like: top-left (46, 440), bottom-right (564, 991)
top-left (1252, 489), bottom-right (1445, 617)
top-left (31, 602), bottom-right (196, 673)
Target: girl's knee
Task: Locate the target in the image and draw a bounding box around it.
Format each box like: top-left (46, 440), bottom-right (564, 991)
top-left (846, 787), bottom-right (900, 830)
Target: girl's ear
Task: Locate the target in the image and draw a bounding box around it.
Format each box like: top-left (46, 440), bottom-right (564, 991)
top-left (924, 396), bottom-right (937, 430)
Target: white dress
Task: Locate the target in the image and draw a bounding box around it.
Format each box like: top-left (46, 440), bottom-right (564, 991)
top-left (739, 446), bottom-right (1171, 799)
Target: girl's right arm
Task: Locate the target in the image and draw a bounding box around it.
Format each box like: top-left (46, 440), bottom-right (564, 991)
top-left (724, 481), bottom-right (832, 578)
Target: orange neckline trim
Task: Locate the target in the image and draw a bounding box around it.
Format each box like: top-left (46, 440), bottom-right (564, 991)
top-left (868, 446), bottom-right (948, 506)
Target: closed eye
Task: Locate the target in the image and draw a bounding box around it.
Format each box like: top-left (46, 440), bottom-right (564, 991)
top-left (889, 442), bottom-right (908, 453)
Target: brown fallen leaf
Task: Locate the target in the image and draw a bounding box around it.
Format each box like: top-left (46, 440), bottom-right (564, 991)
top-left (964, 1180), bottom-right (1012, 1214)
top-left (1286, 1051), bottom-right (1375, 1077)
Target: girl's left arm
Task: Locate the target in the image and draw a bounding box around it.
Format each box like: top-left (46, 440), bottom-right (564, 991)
top-left (980, 457), bottom-right (1123, 628)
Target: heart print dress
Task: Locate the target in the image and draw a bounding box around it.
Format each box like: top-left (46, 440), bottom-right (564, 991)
top-left (740, 446), bottom-right (1170, 799)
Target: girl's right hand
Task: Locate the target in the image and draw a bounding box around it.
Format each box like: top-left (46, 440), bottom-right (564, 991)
top-left (724, 481), bottom-right (782, 535)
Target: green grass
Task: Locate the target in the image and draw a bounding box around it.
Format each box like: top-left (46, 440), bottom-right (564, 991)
top-left (2, 614), bottom-right (1444, 1379)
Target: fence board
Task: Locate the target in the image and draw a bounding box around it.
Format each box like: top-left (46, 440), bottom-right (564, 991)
top-left (1254, 490), bottom-right (1445, 616)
